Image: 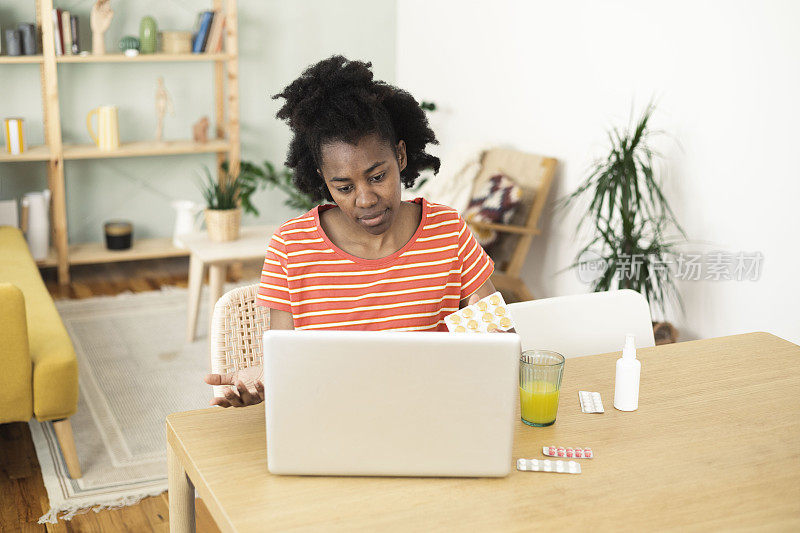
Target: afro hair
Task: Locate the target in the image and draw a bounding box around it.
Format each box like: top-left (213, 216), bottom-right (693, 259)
top-left (273, 55), bottom-right (440, 202)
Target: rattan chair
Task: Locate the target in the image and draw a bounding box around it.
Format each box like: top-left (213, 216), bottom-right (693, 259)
top-left (209, 284), bottom-right (270, 398)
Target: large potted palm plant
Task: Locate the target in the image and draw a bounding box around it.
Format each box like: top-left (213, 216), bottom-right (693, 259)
top-left (561, 104), bottom-right (685, 343)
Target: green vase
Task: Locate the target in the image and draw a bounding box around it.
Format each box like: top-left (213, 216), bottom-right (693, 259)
top-left (118, 35), bottom-right (140, 53)
top-left (139, 16), bottom-right (157, 54)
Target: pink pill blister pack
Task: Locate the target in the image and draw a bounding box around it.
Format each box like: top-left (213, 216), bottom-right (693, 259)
top-left (543, 446), bottom-right (593, 459)
top-left (444, 291), bottom-right (515, 333)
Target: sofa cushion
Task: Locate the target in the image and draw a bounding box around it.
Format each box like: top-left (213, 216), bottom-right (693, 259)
top-left (0, 283), bottom-right (33, 422)
top-left (0, 226), bottom-right (77, 421)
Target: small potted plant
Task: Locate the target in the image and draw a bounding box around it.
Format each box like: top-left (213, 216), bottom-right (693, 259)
top-left (198, 160), bottom-right (321, 242)
top-left (198, 162), bottom-right (267, 242)
top-left (560, 103), bottom-right (686, 343)
top-left (199, 166), bottom-right (243, 242)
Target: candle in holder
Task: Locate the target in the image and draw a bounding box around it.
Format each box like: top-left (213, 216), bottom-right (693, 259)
top-left (104, 220), bottom-right (133, 250)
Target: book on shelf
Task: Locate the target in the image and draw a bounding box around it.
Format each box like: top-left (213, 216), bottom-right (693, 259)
top-left (200, 11), bottom-right (215, 51)
top-left (192, 11), bottom-right (215, 53)
top-left (204, 11), bottom-right (225, 54)
top-left (214, 17), bottom-right (226, 52)
top-left (52, 9), bottom-right (63, 55)
top-left (70, 15), bottom-right (80, 54)
top-left (61, 10), bottom-right (73, 56)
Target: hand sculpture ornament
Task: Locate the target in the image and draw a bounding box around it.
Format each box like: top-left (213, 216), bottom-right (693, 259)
top-left (91, 0), bottom-right (114, 55)
top-left (155, 77), bottom-right (175, 142)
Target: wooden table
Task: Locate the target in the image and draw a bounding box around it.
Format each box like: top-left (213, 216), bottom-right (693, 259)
top-left (177, 225), bottom-right (278, 342)
top-left (166, 332), bottom-right (800, 531)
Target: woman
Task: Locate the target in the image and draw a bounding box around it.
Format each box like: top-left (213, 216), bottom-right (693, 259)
top-left (206, 55), bottom-right (497, 407)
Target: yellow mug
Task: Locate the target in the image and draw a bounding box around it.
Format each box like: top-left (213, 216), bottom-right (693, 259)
top-left (4, 117), bottom-right (26, 154)
top-left (86, 105), bottom-right (120, 151)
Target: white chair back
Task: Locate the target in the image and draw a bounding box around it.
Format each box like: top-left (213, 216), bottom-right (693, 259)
top-left (508, 289), bottom-right (655, 358)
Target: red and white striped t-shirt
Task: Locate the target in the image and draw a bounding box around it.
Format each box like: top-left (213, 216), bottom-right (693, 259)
top-left (256, 197), bottom-right (494, 331)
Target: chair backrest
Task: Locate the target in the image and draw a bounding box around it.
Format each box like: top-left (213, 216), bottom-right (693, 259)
top-left (209, 284), bottom-right (270, 398)
top-left (471, 148), bottom-right (557, 274)
top-left (508, 289), bottom-right (655, 358)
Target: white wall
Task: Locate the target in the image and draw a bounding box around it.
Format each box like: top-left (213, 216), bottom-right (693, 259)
top-left (397, 0), bottom-right (800, 343)
top-left (1, 0), bottom-right (396, 242)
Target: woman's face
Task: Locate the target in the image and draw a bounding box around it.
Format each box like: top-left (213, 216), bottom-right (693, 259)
top-left (318, 133), bottom-right (407, 236)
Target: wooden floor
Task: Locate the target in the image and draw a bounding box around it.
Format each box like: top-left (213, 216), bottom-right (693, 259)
top-left (2, 257), bottom-right (262, 532)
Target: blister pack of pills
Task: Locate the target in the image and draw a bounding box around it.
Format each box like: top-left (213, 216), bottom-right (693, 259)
top-left (579, 391), bottom-right (604, 413)
top-left (516, 458), bottom-right (581, 474)
top-left (444, 292), bottom-right (515, 333)
top-left (543, 446), bottom-right (593, 459)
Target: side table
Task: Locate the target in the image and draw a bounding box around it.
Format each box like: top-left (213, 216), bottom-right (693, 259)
top-left (177, 225), bottom-right (278, 343)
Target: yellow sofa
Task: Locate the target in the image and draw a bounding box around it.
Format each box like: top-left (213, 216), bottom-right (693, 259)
top-left (0, 226), bottom-right (81, 478)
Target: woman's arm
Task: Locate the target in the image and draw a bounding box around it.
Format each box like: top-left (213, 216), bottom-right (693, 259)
top-left (460, 279), bottom-right (497, 308)
top-left (269, 308), bottom-right (295, 330)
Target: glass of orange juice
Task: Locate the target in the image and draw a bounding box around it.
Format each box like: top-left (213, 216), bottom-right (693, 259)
top-left (519, 350), bottom-right (565, 427)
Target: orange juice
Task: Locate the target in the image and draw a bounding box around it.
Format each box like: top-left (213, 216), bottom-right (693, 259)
top-left (520, 380), bottom-right (560, 426)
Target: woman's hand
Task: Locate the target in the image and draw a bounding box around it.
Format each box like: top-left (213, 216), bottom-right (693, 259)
top-left (460, 280), bottom-right (516, 332)
top-left (204, 367), bottom-right (265, 408)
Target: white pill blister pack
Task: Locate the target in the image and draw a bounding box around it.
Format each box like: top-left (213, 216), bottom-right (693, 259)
top-left (516, 458), bottom-right (582, 474)
top-left (579, 391), bottom-right (604, 413)
top-left (444, 292), bottom-right (515, 333)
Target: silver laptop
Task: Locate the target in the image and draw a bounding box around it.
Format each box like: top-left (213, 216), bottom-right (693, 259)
top-left (263, 330), bottom-right (521, 477)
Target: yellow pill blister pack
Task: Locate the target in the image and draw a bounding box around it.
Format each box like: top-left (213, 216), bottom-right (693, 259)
top-left (444, 291), bottom-right (515, 333)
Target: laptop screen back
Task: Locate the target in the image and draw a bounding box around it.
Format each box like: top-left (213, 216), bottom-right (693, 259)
top-left (263, 330), bottom-right (520, 477)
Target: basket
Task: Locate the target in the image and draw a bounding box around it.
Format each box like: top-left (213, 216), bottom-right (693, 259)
top-left (205, 208), bottom-right (241, 242)
top-left (161, 31), bottom-right (193, 54)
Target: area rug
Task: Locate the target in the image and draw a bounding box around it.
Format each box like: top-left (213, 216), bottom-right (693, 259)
top-left (31, 283), bottom-right (255, 523)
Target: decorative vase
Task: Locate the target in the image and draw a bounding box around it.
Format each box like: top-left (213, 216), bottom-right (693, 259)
top-left (21, 189), bottom-right (50, 260)
top-left (171, 200), bottom-right (203, 247)
top-left (139, 16), bottom-right (158, 54)
top-left (118, 35), bottom-right (140, 55)
top-left (18, 24), bottom-right (36, 55)
top-left (204, 208), bottom-right (241, 242)
top-left (4, 29), bottom-right (22, 56)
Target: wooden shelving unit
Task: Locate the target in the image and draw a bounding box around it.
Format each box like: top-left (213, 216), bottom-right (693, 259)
top-left (63, 139), bottom-right (232, 160)
top-left (1, 0), bottom-right (240, 284)
top-left (56, 52), bottom-right (233, 63)
top-left (0, 55), bottom-right (44, 64)
top-left (36, 237), bottom-right (190, 267)
top-left (0, 144), bottom-right (51, 162)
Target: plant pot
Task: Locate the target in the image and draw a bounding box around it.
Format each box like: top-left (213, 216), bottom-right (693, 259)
top-left (652, 321), bottom-right (679, 345)
top-left (204, 208), bottom-right (241, 242)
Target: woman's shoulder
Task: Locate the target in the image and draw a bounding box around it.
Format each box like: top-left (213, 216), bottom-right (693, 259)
top-left (419, 197), bottom-right (466, 227)
top-left (419, 197), bottom-right (461, 218)
top-left (273, 206), bottom-right (323, 238)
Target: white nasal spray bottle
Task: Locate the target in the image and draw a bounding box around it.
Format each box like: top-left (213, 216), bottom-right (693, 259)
top-left (613, 334), bottom-right (641, 411)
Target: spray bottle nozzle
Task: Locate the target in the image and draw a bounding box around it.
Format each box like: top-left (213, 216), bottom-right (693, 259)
top-left (623, 334), bottom-right (636, 359)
